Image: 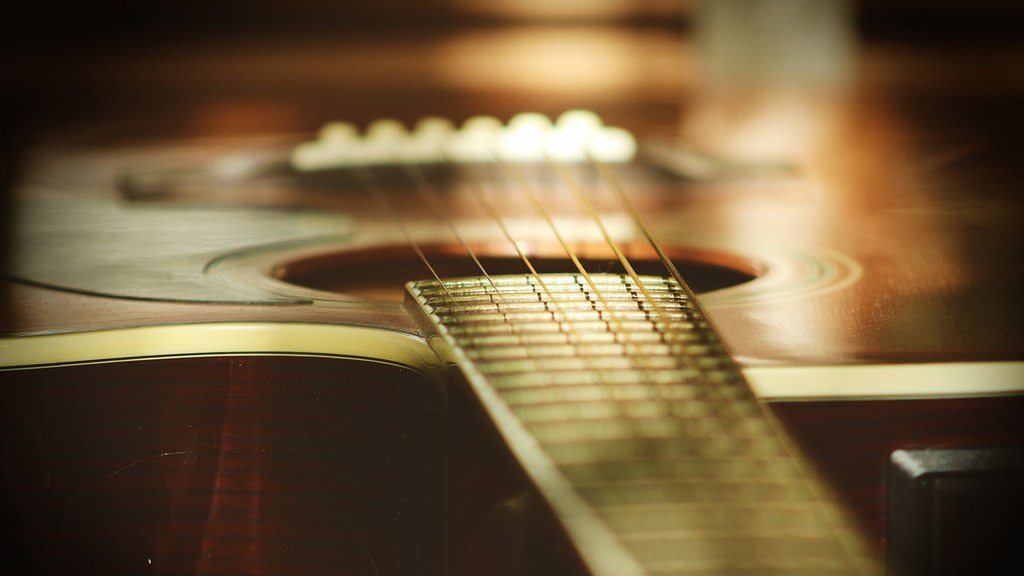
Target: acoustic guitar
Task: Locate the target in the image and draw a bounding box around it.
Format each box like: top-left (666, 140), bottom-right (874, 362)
top-left (1, 108), bottom-right (1021, 576)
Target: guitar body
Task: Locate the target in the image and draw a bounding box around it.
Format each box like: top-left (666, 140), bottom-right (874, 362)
top-left (4, 23), bottom-right (1024, 576)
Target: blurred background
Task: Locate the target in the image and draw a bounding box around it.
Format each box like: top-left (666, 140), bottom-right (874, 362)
top-left (2, 0), bottom-right (1023, 144)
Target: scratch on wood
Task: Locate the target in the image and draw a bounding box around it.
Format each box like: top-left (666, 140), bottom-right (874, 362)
top-left (62, 451), bottom-right (193, 504)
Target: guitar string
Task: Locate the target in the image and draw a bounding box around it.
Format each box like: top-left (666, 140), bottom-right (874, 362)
top-left (584, 156), bottom-right (791, 428)
top-left (449, 158), bottom-right (574, 329)
top-left (570, 149), bottom-right (796, 454)
top-left (543, 155), bottom-right (675, 333)
top-left (354, 120), bottom-right (769, 437)
top-left (360, 122), bottom-right (875, 570)
top-left (478, 138), bottom-right (818, 560)
top-left (347, 121), bottom-right (651, 349)
top-left (432, 138), bottom-right (641, 363)
top-left (352, 166), bottom-right (457, 303)
top-left (354, 124), bottom-right (767, 441)
top-left (395, 159), bottom-right (515, 324)
top-left (544, 145), bottom-right (882, 571)
top-left (536, 140), bottom-right (798, 488)
top-left (421, 125), bottom-right (680, 387)
top-left (366, 138), bottom-right (629, 399)
top-left (537, 152), bottom-right (747, 439)
top-left (554, 142), bottom-right (807, 442)
top-left (420, 137), bottom-right (643, 379)
top-left (342, 133), bottom-right (566, 349)
top-left (406, 138), bottom-right (578, 340)
top-left (427, 139), bottom-right (668, 576)
top-left (477, 147), bottom-right (687, 403)
top-left (585, 146), bottom-right (880, 569)
top-left (569, 155), bottom-right (734, 420)
top-left (401, 162), bottom-right (493, 282)
top-left (589, 158), bottom-right (687, 293)
top-left (489, 154), bottom-right (635, 342)
top-left (350, 138), bottom-right (568, 347)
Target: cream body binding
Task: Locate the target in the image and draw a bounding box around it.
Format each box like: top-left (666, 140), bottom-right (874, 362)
top-left (2, 322), bottom-right (1022, 401)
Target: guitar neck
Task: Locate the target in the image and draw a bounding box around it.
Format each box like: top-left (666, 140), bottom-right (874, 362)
top-left (407, 273), bottom-right (878, 575)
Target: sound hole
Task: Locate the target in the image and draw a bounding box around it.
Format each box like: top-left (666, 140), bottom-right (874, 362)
top-left (273, 243), bottom-right (761, 301)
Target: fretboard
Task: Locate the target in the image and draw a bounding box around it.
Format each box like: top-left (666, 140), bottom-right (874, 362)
top-left (407, 273), bottom-right (878, 575)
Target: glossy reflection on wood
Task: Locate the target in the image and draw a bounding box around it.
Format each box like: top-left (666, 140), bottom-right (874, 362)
top-left (0, 357), bottom-right (444, 576)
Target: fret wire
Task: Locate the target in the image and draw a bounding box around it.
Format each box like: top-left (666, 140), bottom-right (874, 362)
top-left (395, 157), bottom-right (516, 325)
top-left (409, 271), bottom-right (879, 574)
top-left (477, 154), bottom-right (602, 327)
top-left (539, 155), bottom-right (758, 432)
top-left (489, 153), bottom-right (639, 354)
top-left (577, 155), bottom-right (792, 449)
top-left (544, 157), bottom-right (746, 436)
top-left (451, 160), bottom-right (566, 326)
top-left (582, 158), bottom-right (748, 424)
top-left (491, 158), bottom-right (604, 303)
top-left (544, 155), bottom-right (676, 340)
top-left (429, 138), bottom-right (579, 345)
top-left (586, 155), bottom-right (876, 571)
top-left (393, 156), bottom-right (532, 336)
top-left (454, 151), bottom-right (652, 392)
top-left (504, 149), bottom-right (744, 424)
